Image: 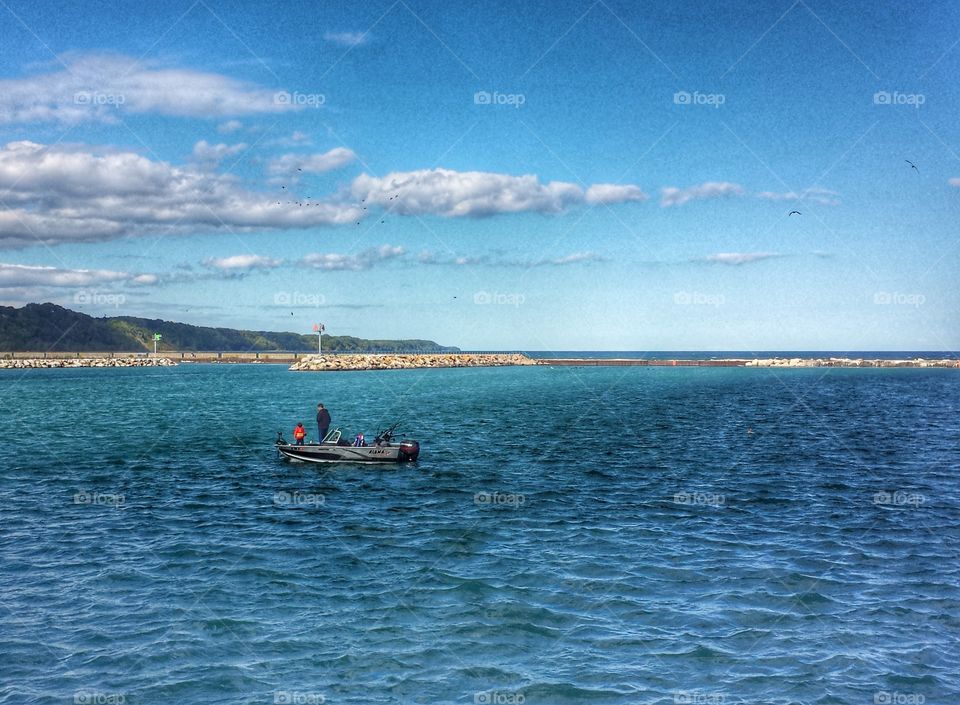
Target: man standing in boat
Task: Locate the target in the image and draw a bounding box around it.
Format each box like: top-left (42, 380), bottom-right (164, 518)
top-left (316, 403), bottom-right (331, 443)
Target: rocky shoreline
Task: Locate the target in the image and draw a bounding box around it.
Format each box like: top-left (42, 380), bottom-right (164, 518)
top-left (290, 353), bottom-right (537, 371)
top-left (0, 357), bottom-right (177, 369)
top-left (742, 357), bottom-right (959, 368)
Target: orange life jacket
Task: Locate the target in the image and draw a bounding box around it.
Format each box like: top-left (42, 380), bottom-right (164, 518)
top-left (294, 425), bottom-right (306, 439)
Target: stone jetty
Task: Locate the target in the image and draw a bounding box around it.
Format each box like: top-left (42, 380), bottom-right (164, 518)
top-left (742, 357), bottom-right (959, 368)
top-left (290, 353), bottom-right (537, 371)
top-left (0, 357), bottom-right (177, 369)
top-left (539, 357), bottom-right (958, 368)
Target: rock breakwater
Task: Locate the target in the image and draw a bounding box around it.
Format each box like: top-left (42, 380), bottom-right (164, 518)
top-left (290, 353), bottom-right (536, 371)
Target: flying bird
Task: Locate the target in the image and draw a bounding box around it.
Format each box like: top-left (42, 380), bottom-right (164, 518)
top-left (789, 210), bottom-right (801, 216)
top-left (906, 160), bottom-right (919, 173)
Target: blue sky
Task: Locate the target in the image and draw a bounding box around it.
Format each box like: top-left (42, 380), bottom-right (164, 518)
top-left (0, 0), bottom-right (958, 350)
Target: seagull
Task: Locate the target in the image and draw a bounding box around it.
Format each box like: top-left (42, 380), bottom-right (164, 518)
top-left (906, 160), bottom-right (919, 173)
top-left (789, 210), bottom-right (801, 216)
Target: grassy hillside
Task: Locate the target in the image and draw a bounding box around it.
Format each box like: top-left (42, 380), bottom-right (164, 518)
top-left (0, 304), bottom-right (459, 353)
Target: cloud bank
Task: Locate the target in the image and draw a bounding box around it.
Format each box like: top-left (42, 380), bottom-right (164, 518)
top-left (351, 168), bottom-right (646, 217)
top-left (0, 53), bottom-right (304, 124)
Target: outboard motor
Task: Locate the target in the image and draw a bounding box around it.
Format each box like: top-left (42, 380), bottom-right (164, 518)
top-left (398, 440), bottom-right (420, 462)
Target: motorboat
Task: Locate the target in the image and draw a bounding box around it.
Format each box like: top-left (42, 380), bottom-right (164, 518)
top-left (275, 422), bottom-right (420, 464)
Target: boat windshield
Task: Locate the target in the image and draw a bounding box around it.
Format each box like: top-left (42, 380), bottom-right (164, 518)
top-left (322, 428), bottom-right (341, 444)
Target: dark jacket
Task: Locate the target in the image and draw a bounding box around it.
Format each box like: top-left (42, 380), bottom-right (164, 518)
top-left (316, 409), bottom-right (331, 426)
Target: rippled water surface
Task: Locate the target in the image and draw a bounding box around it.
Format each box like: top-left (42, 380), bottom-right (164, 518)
top-left (2, 364), bottom-right (959, 704)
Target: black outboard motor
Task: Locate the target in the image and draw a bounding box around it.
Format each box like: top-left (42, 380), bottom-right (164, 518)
top-left (398, 440), bottom-right (420, 462)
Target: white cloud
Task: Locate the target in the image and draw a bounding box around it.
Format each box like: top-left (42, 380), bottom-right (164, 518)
top-left (0, 53), bottom-right (303, 124)
top-left (417, 250), bottom-right (604, 267)
top-left (324, 31), bottom-right (369, 47)
top-left (351, 168), bottom-right (589, 217)
top-left (267, 148), bottom-right (357, 176)
top-left (217, 120), bottom-right (243, 134)
top-left (584, 184), bottom-right (648, 205)
top-left (300, 245), bottom-right (406, 271)
top-left (191, 140), bottom-right (248, 169)
top-left (700, 252), bottom-right (781, 265)
top-left (949, 178), bottom-right (960, 187)
top-left (0, 140), bottom-right (362, 248)
top-left (660, 181), bottom-right (745, 207)
top-left (202, 254), bottom-right (284, 272)
top-left (0, 262), bottom-right (149, 288)
top-left (546, 252), bottom-right (605, 265)
top-left (755, 187), bottom-right (840, 206)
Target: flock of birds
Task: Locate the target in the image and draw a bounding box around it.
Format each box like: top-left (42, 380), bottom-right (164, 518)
top-left (274, 179), bottom-right (401, 226)
top-left (785, 160), bottom-right (919, 217)
top-left (272, 160), bottom-right (923, 222)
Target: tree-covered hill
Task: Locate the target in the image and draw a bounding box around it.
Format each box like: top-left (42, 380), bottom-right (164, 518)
top-left (0, 304), bottom-right (459, 353)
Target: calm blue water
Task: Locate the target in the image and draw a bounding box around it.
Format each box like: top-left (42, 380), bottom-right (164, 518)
top-left (1, 364), bottom-right (958, 705)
